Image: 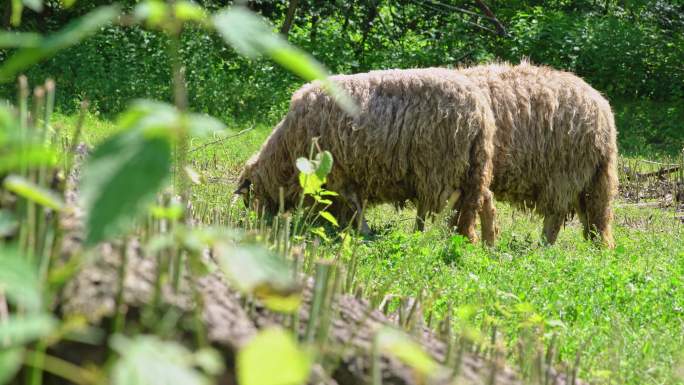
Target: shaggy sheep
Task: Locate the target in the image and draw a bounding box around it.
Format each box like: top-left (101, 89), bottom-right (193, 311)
top-left (459, 61), bottom-right (618, 247)
top-left (236, 68), bottom-right (497, 243)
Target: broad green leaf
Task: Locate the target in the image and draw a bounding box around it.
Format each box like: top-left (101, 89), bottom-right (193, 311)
top-left (0, 32), bottom-right (42, 48)
top-left (0, 348), bottom-right (23, 385)
top-left (0, 314), bottom-right (56, 347)
top-left (215, 243), bottom-right (300, 313)
top-left (319, 211), bottom-right (338, 227)
top-left (295, 158), bottom-right (315, 175)
top-left (312, 195), bottom-right (332, 205)
top-left (80, 128), bottom-right (171, 245)
top-left (298, 172), bottom-right (324, 196)
top-left (0, 5), bottom-right (120, 83)
top-left (375, 328), bottom-right (439, 377)
top-left (3, 175), bottom-right (64, 211)
top-left (314, 151), bottom-right (333, 179)
top-left (309, 227), bottom-right (329, 242)
top-left (110, 335), bottom-right (215, 385)
top-left (213, 7), bottom-right (357, 116)
top-left (0, 248), bottom-right (41, 311)
top-left (237, 328), bottom-right (311, 385)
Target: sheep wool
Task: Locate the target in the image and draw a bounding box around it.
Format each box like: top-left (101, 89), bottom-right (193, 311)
top-left (460, 61), bottom-right (618, 247)
top-left (237, 68), bottom-right (497, 243)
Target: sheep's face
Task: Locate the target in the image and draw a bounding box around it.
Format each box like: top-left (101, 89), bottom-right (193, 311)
top-left (234, 162), bottom-right (278, 215)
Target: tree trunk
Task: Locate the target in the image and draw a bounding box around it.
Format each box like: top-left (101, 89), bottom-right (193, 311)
top-left (473, 0), bottom-right (507, 36)
top-left (279, 0), bottom-right (300, 37)
top-left (354, 0), bottom-right (379, 70)
top-left (341, 0), bottom-right (355, 33)
top-left (310, 13), bottom-right (319, 45)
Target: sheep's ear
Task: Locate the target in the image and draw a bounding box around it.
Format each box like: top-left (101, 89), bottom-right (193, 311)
top-left (234, 179), bottom-right (251, 195)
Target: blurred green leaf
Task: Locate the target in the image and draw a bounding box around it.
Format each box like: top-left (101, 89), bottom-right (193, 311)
top-left (314, 151), bottom-right (333, 180)
top-left (375, 328), bottom-right (440, 377)
top-left (110, 335), bottom-right (216, 385)
top-left (117, 100), bottom-right (226, 139)
top-left (187, 114), bottom-right (227, 138)
top-left (0, 147), bottom-right (56, 174)
top-left (80, 128), bottom-right (171, 245)
top-left (237, 328), bottom-right (311, 385)
top-left (135, 0), bottom-right (207, 29)
top-left (215, 243), bottom-right (300, 313)
top-left (10, 0), bottom-right (23, 26)
top-left (3, 175), bottom-right (64, 211)
top-left (0, 314), bottom-right (56, 348)
top-left (193, 348), bottom-right (224, 376)
top-left (0, 106), bottom-right (57, 173)
top-left (174, 1), bottom-right (208, 23)
top-left (0, 210), bottom-right (18, 237)
top-left (213, 7), bottom-right (358, 116)
top-left (0, 248), bottom-right (41, 311)
top-left (61, 0), bottom-right (77, 8)
top-left (22, 0), bottom-right (42, 12)
top-left (295, 158), bottom-right (315, 175)
top-left (0, 5), bottom-right (120, 83)
top-left (0, 348), bottom-right (23, 385)
top-left (0, 32), bottom-right (42, 48)
top-left (134, 0), bottom-right (168, 28)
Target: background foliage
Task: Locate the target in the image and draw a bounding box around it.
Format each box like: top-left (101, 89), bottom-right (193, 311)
top-left (2, 0), bottom-right (683, 155)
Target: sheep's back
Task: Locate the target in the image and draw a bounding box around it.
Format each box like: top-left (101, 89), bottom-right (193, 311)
top-left (287, 68), bottom-right (493, 212)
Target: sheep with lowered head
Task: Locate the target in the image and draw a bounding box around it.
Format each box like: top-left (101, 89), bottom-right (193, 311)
top-left (235, 68), bottom-right (497, 244)
top-left (459, 61), bottom-right (618, 247)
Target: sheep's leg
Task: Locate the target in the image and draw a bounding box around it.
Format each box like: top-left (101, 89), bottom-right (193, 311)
top-left (454, 189), bottom-right (480, 244)
top-left (446, 190), bottom-right (462, 231)
top-left (576, 194), bottom-right (590, 240)
top-left (479, 189), bottom-right (498, 246)
top-left (583, 164), bottom-right (616, 249)
top-left (415, 204), bottom-right (427, 232)
top-left (542, 213), bottom-right (565, 245)
top-left (350, 194), bottom-right (371, 236)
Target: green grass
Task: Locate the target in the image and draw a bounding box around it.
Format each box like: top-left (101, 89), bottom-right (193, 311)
top-left (63, 111), bottom-right (684, 385)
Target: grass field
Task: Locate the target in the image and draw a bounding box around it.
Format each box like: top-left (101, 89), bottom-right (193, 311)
top-left (54, 111), bottom-right (684, 385)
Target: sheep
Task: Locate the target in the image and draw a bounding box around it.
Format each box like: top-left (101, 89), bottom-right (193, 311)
top-left (459, 61), bottom-right (618, 247)
top-left (235, 68), bottom-right (498, 244)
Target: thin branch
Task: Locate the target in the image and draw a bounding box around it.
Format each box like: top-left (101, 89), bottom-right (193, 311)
top-left (419, 0), bottom-right (507, 37)
top-left (472, 0), bottom-right (507, 36)
top-left (189, 126), bottom-right (255, 153)
top-left (416, 0), bottom-right (498, 35)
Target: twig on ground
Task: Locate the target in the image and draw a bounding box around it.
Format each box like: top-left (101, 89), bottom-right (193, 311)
top-left (189, 125), bottom-right (255, 153)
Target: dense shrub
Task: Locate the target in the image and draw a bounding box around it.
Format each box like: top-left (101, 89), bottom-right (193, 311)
top-left (1, 0), bottom-right (682, 152)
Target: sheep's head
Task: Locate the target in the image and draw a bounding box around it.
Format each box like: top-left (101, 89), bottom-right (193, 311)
top-left (234, 155), bottom-right (282, 215)
top-left (234, 156), bottom-right (260, 209)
